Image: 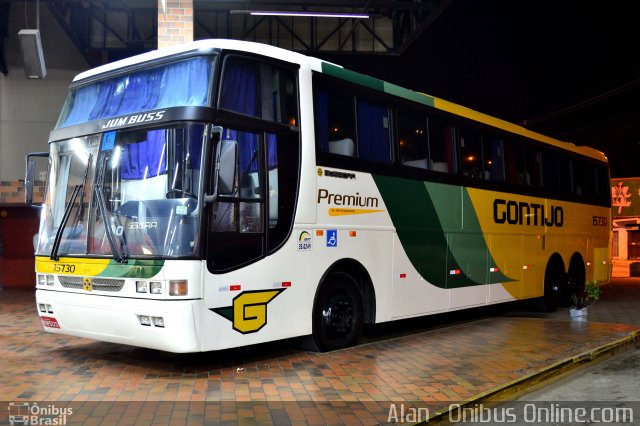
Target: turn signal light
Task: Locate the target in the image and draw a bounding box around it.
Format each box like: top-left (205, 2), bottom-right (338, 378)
top-left (169, 280), bottom-right (188, 296)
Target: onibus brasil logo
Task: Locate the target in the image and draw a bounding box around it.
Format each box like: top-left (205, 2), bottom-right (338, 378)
top-left (211, 289), bottom-right (285, 334)
top-left (8, 402), bottom-right (73, 425)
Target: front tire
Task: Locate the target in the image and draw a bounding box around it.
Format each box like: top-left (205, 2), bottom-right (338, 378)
top-left (311, 273), bottom-right (364, 352)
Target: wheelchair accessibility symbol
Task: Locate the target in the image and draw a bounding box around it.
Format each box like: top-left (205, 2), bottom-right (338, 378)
top-left (326, 229), bottom-right (338, 247)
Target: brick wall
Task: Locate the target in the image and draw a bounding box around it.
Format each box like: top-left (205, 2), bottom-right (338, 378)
top-left (0, 180), bottom-right (45, 206)
top-left (158, 0), bottom-right (194, 48)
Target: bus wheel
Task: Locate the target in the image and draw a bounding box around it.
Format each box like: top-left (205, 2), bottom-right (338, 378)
top-left (312, 273), bottom-right (364, 352)
top-left (542, 258), bottom-right (566, 312)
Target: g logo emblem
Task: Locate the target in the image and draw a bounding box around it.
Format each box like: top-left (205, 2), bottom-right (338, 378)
top-left (82, 277), bottom-right (93, 292)
top-left (211, 289), bottom-right (285, 334)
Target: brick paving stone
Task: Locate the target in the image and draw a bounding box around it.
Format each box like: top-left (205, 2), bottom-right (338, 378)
top-left (1, 281), bottom-right (639, 424)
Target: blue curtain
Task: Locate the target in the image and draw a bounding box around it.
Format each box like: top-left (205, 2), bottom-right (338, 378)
top-left (220, 59), bottom-right (259, 117)
top-left (121, 130), bottom-right (167, 180)
top-left (357, 100), bottom-right (391, 163)
top-left (60, 57), bottom-right (211, 128)
top-left (220, 58), bottom-right (277, 172)
top-left (315, 90), bottom-right (329, 153)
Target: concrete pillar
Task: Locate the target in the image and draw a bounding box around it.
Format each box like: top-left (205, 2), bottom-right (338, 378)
top-left (157, 0), bottom-right (194, 49)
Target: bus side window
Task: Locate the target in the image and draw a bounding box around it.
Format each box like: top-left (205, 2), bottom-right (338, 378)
top-left (525, 146), bottom-right (541, 188)
top-left (558, 155), bottom-right (573, 194)
top-left (314, 88), bottom-right (356, 156)
top-left (540, 150), bottom-right (559, 192)
top-left (428, 116), bottom-right (456, 173)
top-left (398, 109), bottom-right (428, 169)
top-left (356, 98), bottom-right (392, 163)
top-left (220, 56), bottom-right (299, 126)
top-left (458, 126), bottom-right (483, 179)
top-left (482, 133), bottom-right (504, 182)
top-left (504, 140), bottom-right (526, 186)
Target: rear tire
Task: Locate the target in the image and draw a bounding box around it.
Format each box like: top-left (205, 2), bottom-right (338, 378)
top-left (542, 259), bottom-right (566, 311)
top-left (311, 273), bottom-right (364, 352)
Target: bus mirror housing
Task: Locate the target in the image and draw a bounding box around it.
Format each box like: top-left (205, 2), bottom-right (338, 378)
top-left (206, 139), bottom-right (237, 203)
top-left (25, 152), bottom-right (49, 206)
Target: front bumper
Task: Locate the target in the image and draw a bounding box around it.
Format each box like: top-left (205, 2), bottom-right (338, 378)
top-left (35, 289), bottom-right (202, 353)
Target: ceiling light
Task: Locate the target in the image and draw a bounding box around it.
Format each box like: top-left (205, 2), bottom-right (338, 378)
top-left (231, 10), bottom-right (370, 19)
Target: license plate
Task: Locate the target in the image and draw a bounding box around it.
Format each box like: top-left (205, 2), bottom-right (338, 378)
top-left (41, 316), bottom-right (60, 329)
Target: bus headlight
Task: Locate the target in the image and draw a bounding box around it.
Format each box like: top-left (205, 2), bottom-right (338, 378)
top-left (46, 275), bottom-right (55, 286)
top-left (150, 281), bottom-right (163, 294)
top-left (37, 275), bottom-right (46, 286)
top-left (136, 281), bottom-right (148, 293)
top-left (169, 280), bottom-right (188, 296)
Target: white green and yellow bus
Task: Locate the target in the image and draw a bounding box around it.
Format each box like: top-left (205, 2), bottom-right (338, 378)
top-left (26, 39), bottom-right (611, 353)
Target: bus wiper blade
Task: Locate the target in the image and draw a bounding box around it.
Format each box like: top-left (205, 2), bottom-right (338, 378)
top-left (50, 155), bottom-right (94, 261)
top-left (50, 184), bottom-right (81, 261)
top-left (94, 183), bottom-right (128, 264)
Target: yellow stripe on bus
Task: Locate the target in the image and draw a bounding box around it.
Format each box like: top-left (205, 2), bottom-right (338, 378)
top-left (35, 256), bottom-right (111, 276)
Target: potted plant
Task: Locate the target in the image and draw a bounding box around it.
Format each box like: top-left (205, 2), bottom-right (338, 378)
top-left (569, 280), bottom-right (601, 321)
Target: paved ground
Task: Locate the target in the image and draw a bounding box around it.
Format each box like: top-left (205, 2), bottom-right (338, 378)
top-left (0, 279), bottom-right (638, 425)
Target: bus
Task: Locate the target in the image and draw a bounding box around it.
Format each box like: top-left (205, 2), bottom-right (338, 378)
top-left (26, 39), bottom-right (611, 353)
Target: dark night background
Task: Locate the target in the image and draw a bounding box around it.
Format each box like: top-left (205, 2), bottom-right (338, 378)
top-left (318, 0), bottom-right (640, 178)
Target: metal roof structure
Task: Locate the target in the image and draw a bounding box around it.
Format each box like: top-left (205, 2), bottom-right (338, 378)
top-left (5, 0), bottom-right (454, 67)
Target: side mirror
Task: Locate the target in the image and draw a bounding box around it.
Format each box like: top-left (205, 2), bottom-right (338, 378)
top-left (25, 152), bottom-right (49, 206)
top-left (205, 138), bottom-right (237, 203)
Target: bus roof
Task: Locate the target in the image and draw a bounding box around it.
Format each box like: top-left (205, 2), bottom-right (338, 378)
top-left (73, 39), bottom-right (606, 164)
top-left (72, 39), bottom-right (313, 83)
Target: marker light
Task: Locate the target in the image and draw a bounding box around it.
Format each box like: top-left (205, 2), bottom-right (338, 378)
top-left (136, 281), bottom-right (149, 293)
top-left (150, 282), bottom-right (163, 295)
top-left (139, 315), bottom-right (151, 326)
top-left (169, 280), bottom-right (188, 296)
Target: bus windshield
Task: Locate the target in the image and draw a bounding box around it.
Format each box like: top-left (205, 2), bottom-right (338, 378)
top-left (37, 123), bottom-right (206, 259)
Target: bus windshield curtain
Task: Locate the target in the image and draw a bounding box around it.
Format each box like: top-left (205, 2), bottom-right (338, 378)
top-left (220, 58), bottom-right (277, 172)
top-left (60, 57), bottom-right (211, 128)
top-left (121, 130), bottom-right (167, 180)
top-left (357, 100), bottom-right (390, 163)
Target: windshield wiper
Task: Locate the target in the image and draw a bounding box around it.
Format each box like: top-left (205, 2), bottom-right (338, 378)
top-left (94, 183), bottom-right (127, 263)
top-left (50, 155), bottom-right (92, 261)
top-left (50, 185), bottom-right (81, 261)
top-left (94, 156), bottom-right (128, 264)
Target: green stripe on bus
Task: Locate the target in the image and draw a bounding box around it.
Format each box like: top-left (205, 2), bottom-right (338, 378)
top-left (321, 63), bottom-right (385, 91)
top-left (373, 175), bottom-right (513, 288)
top-left (320, 63), bottom-right (436, 106)
top-left (100, 259), bottom-right (164, 279)
top-left (383, 82), bottom-right (435, 107)
top-left (425, 183), bottom-right (513, 285)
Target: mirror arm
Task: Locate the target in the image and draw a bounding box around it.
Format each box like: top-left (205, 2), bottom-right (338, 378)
top-left (204, 126), bottom-right (224, 205)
